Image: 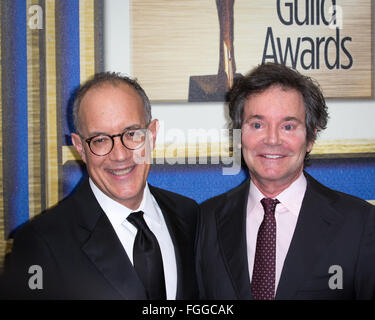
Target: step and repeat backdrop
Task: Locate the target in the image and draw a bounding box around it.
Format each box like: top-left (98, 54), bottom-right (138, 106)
top-left (0, 0), bottom-right (374, 270)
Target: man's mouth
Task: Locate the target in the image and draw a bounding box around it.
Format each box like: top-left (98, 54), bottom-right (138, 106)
top-left (107, 166), bottom-right (135, 176)
top-left (262, 154), bottom-right (285, 159)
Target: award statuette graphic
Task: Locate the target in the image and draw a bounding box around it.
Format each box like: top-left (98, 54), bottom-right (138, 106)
top-left (188, 0), bottom-right (242, 102)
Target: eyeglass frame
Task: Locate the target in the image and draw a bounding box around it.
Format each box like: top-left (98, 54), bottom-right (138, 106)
top-left (80, 126), bottom-right (150, 156)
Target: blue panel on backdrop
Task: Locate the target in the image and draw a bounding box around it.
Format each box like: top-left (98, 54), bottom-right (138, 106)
top-left (2, 0), bottom-right (29, 235)
top-left (148, 164), bottom-right (249, 204)
top-left (62, 161), bottom-right (88, 199)
top-left (59, 0), bottom-right (80, 144)
top-left (62, 157), bottom-right (375, 205)
top-left (305, 157), bottom-right (375, 201)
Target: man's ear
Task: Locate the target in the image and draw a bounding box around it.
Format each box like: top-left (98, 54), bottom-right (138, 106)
top-left (307, 129), bottom-right (318, 153)
top-left (307, 141), bottom-right (314, 153)
top-left (71, 133), bottom-right (87, 163)
top-left (148, 119), bottom-right (159, 150)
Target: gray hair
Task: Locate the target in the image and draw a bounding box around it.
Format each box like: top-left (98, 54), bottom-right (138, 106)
top-left (72, 72), bottom-right (152, 134)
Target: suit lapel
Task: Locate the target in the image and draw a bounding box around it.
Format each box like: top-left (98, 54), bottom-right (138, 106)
top-left (216, 180), bottom-right (252, 299)
top-left (276, 173), bottom-right (344, 299)
top-left (149, 186), bottom-right (192, 300)
top-left (81, 214), bottom-right (147, 299)
top-left (75, 179), bottom-right (147, 299)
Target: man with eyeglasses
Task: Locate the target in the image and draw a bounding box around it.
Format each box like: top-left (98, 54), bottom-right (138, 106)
top-left (3, 73), bottom-right (199, 300)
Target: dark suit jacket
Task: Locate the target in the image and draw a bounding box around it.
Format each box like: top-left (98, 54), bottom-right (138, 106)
top-left (3, 179), bottom-right (199, 300)
top-left (196, 172), bottom-right (375, 300)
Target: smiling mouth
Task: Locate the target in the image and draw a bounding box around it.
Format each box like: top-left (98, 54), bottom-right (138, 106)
top-left (262, 154), bottom-right (285, 159)
top-left (107, 166), bottom-right (135, 176)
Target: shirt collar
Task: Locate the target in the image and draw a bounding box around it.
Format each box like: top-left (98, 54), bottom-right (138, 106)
top-left (89, 178), bottom-right (162, 226)
top-left (248, 180), bottom-right (266, 213)
top-left (276, 173), bottom-right (307, 216)
top-left (248, 172), bottom-right (307, 217)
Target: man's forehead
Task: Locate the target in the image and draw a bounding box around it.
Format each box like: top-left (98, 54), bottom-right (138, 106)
top-left (79, 82), bottom-right (143, 112)
top-left (243, 87), bottom-right (305, 120)
top-left (78, 83), bottom-right (145, 127)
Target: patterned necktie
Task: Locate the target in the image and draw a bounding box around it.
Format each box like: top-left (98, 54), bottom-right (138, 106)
top-left (251, 198), bottom-right (280, 300)
top-left (127, 211), bottom-right (166, 300)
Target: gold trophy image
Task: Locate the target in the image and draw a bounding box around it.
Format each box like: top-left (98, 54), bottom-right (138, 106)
top-left (188, 0), bottom-right (242, 102)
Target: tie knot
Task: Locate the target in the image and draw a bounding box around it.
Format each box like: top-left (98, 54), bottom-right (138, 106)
top-left (261, 198), bottom-right (280, 215)
top-left (127, 211), bottom-right (147, 230)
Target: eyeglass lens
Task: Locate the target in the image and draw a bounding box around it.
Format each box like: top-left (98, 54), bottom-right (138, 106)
top-left (88, 129), bottom-right (146, 156)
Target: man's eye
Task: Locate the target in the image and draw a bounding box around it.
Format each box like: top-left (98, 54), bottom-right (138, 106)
top-left (284, 124), bottom-right (293, 130)
top-left (253, 122), bottom-right (261, 129)
top-left (92, 136), bottom-right (110, 144)
top-left (124, 130), bottom-right (136, 139)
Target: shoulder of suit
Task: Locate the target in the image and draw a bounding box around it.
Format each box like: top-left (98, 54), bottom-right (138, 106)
top-left (200, 179), bottom-right (250, 210)
top-left (305, 172), bottom-right (375, 212)
top-left (148, 185), bottom-right (199, 228)
top-left (149, 184), bottom-right (198, 206)
top-left (11, 181), bottom-right (88, 241)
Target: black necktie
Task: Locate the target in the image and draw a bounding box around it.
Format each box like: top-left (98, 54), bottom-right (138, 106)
top-left (127, 211), bottom-right (166, 300)
top-left (251, 198), bottom-right (280, 300)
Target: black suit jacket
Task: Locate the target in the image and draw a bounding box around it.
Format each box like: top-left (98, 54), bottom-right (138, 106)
top-left (196, 172), bottom-right (375, 300)
top-left (3, 179), bottom-right (199, 300)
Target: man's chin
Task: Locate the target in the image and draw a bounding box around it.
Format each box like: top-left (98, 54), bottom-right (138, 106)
top-left (250, 169), bottom-right (290, 185)
top-left (112, 191), bottom-right (143, 209)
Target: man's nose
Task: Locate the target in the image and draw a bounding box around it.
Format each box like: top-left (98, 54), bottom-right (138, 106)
top-left (108, 136), bottom-right (132, 161)
top-left (264, 125), bottom-right (281, 145)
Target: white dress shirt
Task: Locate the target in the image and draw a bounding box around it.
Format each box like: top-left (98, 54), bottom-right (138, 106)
top-left (246, 173), bottom-right (307, 293)
top-left (89, 179), bottom-right (177, 300)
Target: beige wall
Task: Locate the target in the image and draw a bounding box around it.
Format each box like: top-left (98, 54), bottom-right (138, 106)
top-left (104, 0), bottom-right (375, 147)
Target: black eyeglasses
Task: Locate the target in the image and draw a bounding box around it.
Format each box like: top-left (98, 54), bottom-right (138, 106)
top-left (83, 127), bottom-right (148, 156)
